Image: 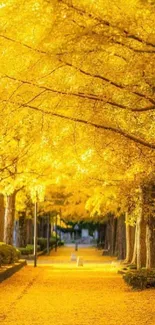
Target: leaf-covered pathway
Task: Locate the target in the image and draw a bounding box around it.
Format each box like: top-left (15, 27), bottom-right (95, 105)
top-left (0, 246), bottom-right (155, 325)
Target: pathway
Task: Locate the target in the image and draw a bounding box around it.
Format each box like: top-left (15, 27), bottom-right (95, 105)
top-left (32, 245), bottom-right (117, 267)
top-left (0, 246), bottom-right (155, 325)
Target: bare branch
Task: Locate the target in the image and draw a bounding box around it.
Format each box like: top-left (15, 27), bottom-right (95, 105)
top-left (58, 0), bottom-right (155, 49)
top-left (0, 34), bottom-right (47, 55)
top-left (1, 98), bottom-right (155, 150)
top-left (3, 75), bottom-right (155, 112)
top-left (58, 59), bottom-right (155, 105)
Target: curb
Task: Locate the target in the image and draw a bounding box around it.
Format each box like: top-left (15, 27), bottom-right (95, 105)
top-left (0, 260), bottom-right (27, 283)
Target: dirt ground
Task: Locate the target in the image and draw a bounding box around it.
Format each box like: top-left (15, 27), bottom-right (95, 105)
top-left (0, 246), bottom-right (155, 325)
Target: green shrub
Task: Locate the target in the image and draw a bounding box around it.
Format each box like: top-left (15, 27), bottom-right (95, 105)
top-left (30, 237), bottom-right (57, 251)
top-left (58, 240), bottom-right (64, 246)
top-left (0, 243), bottom-right (20, 265)
top-left (49, 237), bottom-right (56, 247)
top-left (18, 247), bottom-right (30, 256)
top-left (37, 237), bottom-right (57, 250)
top-left (127, 264), bottom-right (137, 270)
top-left (37, 238), bottom-right (47, 250)
top-left (26, 244), bottom-right (40, 252)
top-left (16, 248), bottom-right (21, 259)
top-left (52, 232), bottom-right (60, 239)
top-left (19, 237), bottom-right (58, 255)
top-left (123, 270), bottom-right (155, 290)
top-left (18, 244), bottom-right (40, 255)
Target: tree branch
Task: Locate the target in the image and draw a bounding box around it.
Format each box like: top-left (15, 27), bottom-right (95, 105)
top-left (58, 0), bottom-right (155, 49)
top-left (3, 75), bottom-right (155, 112)
top-left (58, 59), bottom-right (155, 105)
top-left (0, 34), bottom-right (47, 55)
top-left (1, 98), bottom-right (155, 150)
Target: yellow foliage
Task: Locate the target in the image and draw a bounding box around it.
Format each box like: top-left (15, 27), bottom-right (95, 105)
top-left (0, 0), bottom-right (155, 221)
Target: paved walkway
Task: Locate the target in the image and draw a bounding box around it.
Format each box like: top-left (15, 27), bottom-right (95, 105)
top-left (0, 246), bottom-right (155, 325)
top-left (32, 245), bottom-right (117, 267)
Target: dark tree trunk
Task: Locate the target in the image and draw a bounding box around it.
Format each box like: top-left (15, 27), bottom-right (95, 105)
top-left (47, 215), bottom-right (50, 254)
top-left (106, 215), bottom-right (117, 256)
top-left (104, 222), bottom-right (110, 250)
top-left (0, 194), bottom-right (4, 242)
top-left (146, 216), bottom-right (155, 269)
top-left (39, 217), bottom-right (45, 238)
top-left (116, 214), bottom-right (126, 260)
top-left (113, 218), bottom-right (118, 256)
top-left (25, 219), bottom-right (33, 244)
top-left (143, 182), bottom-right (155, 269)
top-left (108, 215), bottom-right (114, 255)
top-left (18, 212), bottom-right (27, 247)
top-left (131, 223), bottom-right (137, 265)
top-left (136, 188), bottom-right (146, 270)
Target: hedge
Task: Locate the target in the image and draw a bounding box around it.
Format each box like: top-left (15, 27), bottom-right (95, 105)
top-left (0, 242), bottom-right (21, 266)
top-left (123, 270), bottom-right (155, 290)
top-left (36, 237), bottom-right (64, 250)
top-left (37, 237), bottom-right (56, 251)
top-left (18, 237), bottom-right (64, 256)
top-left (18, 245), bottom-right (41, 255)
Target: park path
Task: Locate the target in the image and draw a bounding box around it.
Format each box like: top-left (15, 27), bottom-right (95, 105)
top-left (36, 245), bottom-right (117, 265)
top-left (0, 246), bottom-right (155, 325)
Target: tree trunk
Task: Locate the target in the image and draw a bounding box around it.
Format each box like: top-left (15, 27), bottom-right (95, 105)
top-left (131, 223), bottom-right (137, 265)
top-left (117, 214), bottom-right (126, 260)
top-left (4, 192), bottom-right (16, 245)
top-left (136, 189), bottom-right (146, 270)
top-left (111, 216), bottom-right (115, 255)
top-left (18, 212), bottom-right (27, 247)
top-left (125, 212), bottom-right (135, 263)
top-left (0, 194), bottom-right (4, 242)
top-left (143, 182), bottom-right (155, 269)
top-left (115, 220), bottom-right (118, 256)
top-left (146, 216), bottom-right (155, 269)
top-left (104, 216), bottom-right (117, 255)
top-left (14, 220), bottom-right (19, 247)
top-left (39, 217), bottom-right (44, 238)
top-left (26, 219), bottom-right (33, 244)
top-left (108, 215), bottom-right (115, 255)
top-left (113, 218), bottom-right (118, 256)
top-left (104, 222), bottom-right (110, 251)
top-left (55, 215), bottom-right (58, 252)
top-left (47, 215), bottom-right (50, 254)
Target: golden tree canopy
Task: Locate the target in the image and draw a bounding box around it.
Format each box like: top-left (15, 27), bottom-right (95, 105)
top-left (0, 0), bottom-right (155, 219)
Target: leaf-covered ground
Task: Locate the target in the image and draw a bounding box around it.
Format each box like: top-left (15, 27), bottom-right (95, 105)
top-left (0, 246), bottom-right (155, 325)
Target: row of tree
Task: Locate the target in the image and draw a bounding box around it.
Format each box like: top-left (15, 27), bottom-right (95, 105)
top-left (0, 179), bottom-right (155, 271)
top-left (0, 0), bottom-right (155, 269)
